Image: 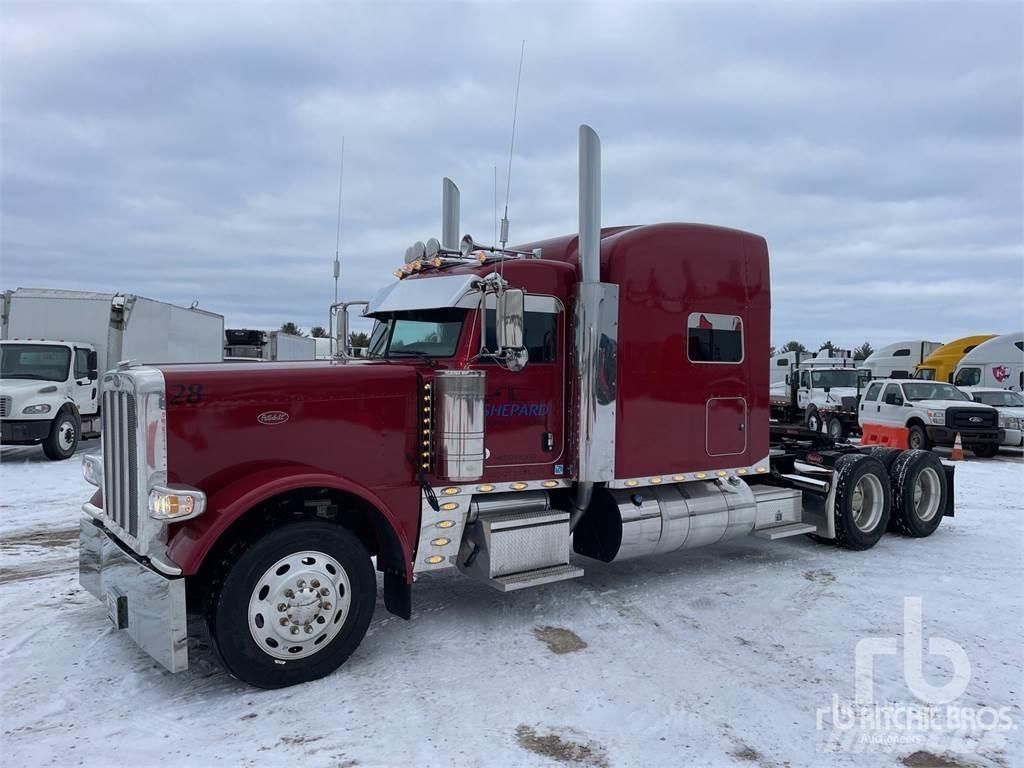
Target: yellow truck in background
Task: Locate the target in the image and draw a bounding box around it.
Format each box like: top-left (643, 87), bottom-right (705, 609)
top-left (914, 334), bottom-right (996, 383)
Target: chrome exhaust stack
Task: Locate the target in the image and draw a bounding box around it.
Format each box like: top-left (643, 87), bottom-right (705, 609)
top-left (442, 177), bottom-right (460, 250)
top-left (570, 125), bottom-right (619, 530)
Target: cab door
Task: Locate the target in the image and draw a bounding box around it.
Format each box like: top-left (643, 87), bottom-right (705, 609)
top-left (71, 347), bottom-right (98, 416)
top-left (470, 299), bottom-right (565, 477)
top-left (796, 369), bottom-right (811, 409)
top-left (877, 383), bottom-right (905, 425)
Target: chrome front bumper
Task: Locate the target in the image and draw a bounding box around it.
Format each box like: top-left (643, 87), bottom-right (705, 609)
top-left (79, 515), bottom-right (188, 673)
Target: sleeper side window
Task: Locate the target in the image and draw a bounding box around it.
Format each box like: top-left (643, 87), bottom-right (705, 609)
top-left (687, 313), bottom-right (743, 363)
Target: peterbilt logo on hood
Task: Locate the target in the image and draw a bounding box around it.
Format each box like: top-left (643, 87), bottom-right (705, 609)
top-left (257, 410), bottom-right (289, 425)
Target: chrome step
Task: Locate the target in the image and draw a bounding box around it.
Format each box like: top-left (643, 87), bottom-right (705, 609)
top-left (488, 563), bottom-right (584, 592)
top-left (752, 522), bottom-right (818, 540)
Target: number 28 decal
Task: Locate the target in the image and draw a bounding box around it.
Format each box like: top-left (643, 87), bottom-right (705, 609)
top-left (169, 383), bottom-right (203, 405)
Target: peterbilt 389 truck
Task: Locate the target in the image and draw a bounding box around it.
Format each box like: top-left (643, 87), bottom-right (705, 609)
top-left (78, 126), bottom-right (956, 688)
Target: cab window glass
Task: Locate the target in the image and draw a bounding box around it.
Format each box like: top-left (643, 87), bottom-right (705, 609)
top-left (74, 349), bottom-right (90, 378)
top-left (483, 310), bottom-right (558, 363)
top-left (893, 349), bottom-right (911, 357)
top-left (864, 383), bottom-right (882, 401)
top-left (882, 384), bottom-right (903, 405)
top-left (954, 367), bottom-right (981, 386)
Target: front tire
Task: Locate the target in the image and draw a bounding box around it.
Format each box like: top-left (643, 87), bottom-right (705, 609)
top-left (41, 408), bottom-right (80, 460)
top-left (907, 424), bottom-right (931, 451)
top-left (805, 407), bottom-right (821, 433)
top-left (206, 522), bottom-right (376, 689)
top-left (832, 454), bottom-right (891, 551)
top-left (969, 442), bottom-right (998, 458)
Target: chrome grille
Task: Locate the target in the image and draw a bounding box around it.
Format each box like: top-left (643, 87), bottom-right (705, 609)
top-left (102, 389), bottom-right (140, 536)
top-left (0, 396), bottom-right (10, 418)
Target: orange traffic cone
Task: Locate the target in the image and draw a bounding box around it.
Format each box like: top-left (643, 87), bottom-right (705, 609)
top-left (950, 432), bottom-right (964, 461)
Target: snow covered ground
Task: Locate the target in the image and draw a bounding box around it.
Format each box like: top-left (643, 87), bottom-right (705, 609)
top-left (0, 442), bottom-right (1021, 768)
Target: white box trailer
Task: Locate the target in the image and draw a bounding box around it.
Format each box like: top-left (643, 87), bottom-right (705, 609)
top-left (266, 332), bottom-right (315, 361)
top-left (1, 288), bottom-right (224, 459)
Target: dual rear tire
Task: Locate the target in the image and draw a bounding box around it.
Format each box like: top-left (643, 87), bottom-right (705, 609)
top-left (814, 449), bottom-right (947, 550)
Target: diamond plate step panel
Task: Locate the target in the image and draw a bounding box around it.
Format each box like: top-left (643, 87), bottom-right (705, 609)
top-left (751, 522), bottom-right (818, 540)
top-left (488, 563), bottom-right (584, 592)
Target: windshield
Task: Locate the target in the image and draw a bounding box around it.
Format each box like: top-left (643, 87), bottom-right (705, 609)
top-left (810, 369), bottom-right (860, 388)
top-left (913, 368), bottom-right (936, 381)
top-left (366, 309), bottom-right (466, 359)
top-left (902, 382), bottom-right (969, 402)
top-left (972, 390), bottom-right (1024, 407)
top-left (1, 344), bottom-right (71, 382)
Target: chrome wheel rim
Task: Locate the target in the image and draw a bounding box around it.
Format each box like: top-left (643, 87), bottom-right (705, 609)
top-left (808, 414), bottom-right (820, 431)
top-left (247, 550), bottom-right (351, 661)
top-left (913, 467), bottom-right (941, 522)
top-left (58, 420), bottom-right (76, 451)
top-left (851, 473), bottom-right (884, 532)
top-left (829, 420), bottom-right (842, 439)
top-left (909, 431), bottom-right (922, 449)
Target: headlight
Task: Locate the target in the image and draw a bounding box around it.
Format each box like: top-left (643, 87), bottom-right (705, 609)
top-left (1000, 415), bottom-right (1021, 430)
top-left (926, 409), bottom-right (945, 426)
top-left (82, 455), bottom-right (103, 487)
top-left (148, 485), bottom-right (206, 522)
top-left (21, 403), bottom-right (52, 414)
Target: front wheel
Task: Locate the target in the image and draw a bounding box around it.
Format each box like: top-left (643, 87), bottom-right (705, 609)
top-left (805, 407), bottom-right (821, 433)
top-left (41, 409), bottom-right (80, 460)
top-left (969, 442), bottom-right (998, 458)
top-left (206, 522), bottom-right (376, 688)
top-left (907, 424), bottom-right (931, 451)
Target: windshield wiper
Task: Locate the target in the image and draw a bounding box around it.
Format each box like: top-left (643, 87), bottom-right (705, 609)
top-left (387, 349), bottom-right (434, 362)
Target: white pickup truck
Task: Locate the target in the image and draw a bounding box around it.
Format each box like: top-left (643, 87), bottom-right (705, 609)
top-left (858, 379), bottom-right (1002, 457)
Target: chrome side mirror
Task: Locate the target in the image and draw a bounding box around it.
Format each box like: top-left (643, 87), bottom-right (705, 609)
top-left (496, 289), bottom-right (525, 351)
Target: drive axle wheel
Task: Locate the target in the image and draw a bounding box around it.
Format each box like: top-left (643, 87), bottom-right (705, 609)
top-left (207, 522), bottom-right (376, 689)
top-left (890, 450), bottom-right (946, 538)
top-left (832, 454), bottom-right (891, 550)
top-left (827, 416), bottom-right (847, 442)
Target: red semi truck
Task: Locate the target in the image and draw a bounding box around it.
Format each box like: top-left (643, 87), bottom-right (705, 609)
top-left (79, 126), bottom-right (955, 688)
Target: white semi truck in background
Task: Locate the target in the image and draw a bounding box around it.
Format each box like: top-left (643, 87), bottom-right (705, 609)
top-left (770, 349), bottom-right (867, 439)
top-left (224, 329), bottom-right (316, 361)
top-left (0, 288), bottom-right (224, 459)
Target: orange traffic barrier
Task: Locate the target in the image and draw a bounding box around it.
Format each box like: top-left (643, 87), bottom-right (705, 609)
top-left (860, 423), bottom-right (909, 449)
top-left (950, 432), bottom-right (964, 461)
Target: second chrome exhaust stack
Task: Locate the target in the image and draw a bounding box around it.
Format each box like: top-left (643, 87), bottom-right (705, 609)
top-left (570, 125), bottom-right (619, 530)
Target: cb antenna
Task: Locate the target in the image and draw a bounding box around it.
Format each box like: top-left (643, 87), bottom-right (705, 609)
top-left (333, 136), bottom-right (345, 307)
top-left (499, 40), bottom-right (525, 251)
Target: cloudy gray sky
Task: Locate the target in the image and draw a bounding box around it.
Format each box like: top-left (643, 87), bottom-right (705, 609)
top-left (2, 1), bottom-right (1022, 350)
